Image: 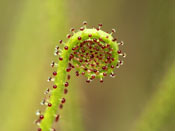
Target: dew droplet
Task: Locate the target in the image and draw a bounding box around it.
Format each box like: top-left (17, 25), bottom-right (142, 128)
top-left (112, 29), bottom-right (116, 33)
top-left (66, 67), bottom-right (71, 72)
top-left (112, 38), bottom-right (117, 42)
top-left (64, 82), bottom-right (69, 87)
top-left (70, 28), bottom-right (75, 32)
top-left (120, 41), bottom-right (124, 45)
top-left (40, 99), bottom-right (46, 105)
top-left (111, 65), bottom-right (114, 68)
top-left (67, 34), bottom-right (71, 39)
top-left (39, 115), bottom-right (44, 120)
top-left (103, 72), bottom-right (107, 76)
top-left (117, 50), bottom-right (121, 54)
top-left (122, 53), bottom-right (126, 58)
top-left (53, 85), bottom-right (57, 89)
top-left (86, 79), bottom-right (90, 83)
top-left (119, 60), bottom-right (124, 65)
top-left (44, 88), bottom-right (50, 94)
top-left (36, 110), bottom-right (41, 116)
top-left (48, 103), bottom-right (52, 107)
top-left (59, 57), bottom-right (63, 61)
top-left (53, 71), bottom-right (57, 76)
top-left (61, 98), bottom-right (66, 104)
top-left (116, 63), bottom-right (120, 68)
top-left (47, 77), bottom-right (52, 82)
top-left (59, 40), bottom-right (63, 44)
top-left (64, 46), bottom-right (68, 50)
top-left (110, 73), bottom-right (115, 78)
top-left (100, 79), bottom-right (104, 83)
top-left (83, 21), bottom-right (87, 25)
top-left (78, 36), bottom-right (82, 40)
top-left (80, 27), bottom-right (84, 31)
top-left (51, 61), bottom-right (55, 67)
top-left (88, 34), bottom-right (92, 37)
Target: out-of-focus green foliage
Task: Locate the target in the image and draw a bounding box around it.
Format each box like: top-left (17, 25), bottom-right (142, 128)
top-left (135, 62), bottom-right (175, 131)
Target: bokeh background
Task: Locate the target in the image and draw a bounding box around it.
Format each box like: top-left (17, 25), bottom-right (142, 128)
top-left (0, 0), bottom-right (174, 131)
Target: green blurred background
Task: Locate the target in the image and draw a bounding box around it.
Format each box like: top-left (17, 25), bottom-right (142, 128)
top-left (0, 0), bottom-right (174, 131)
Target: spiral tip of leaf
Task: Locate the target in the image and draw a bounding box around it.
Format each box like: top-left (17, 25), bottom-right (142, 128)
top-left (57, 22), bottom-right (126, 82)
